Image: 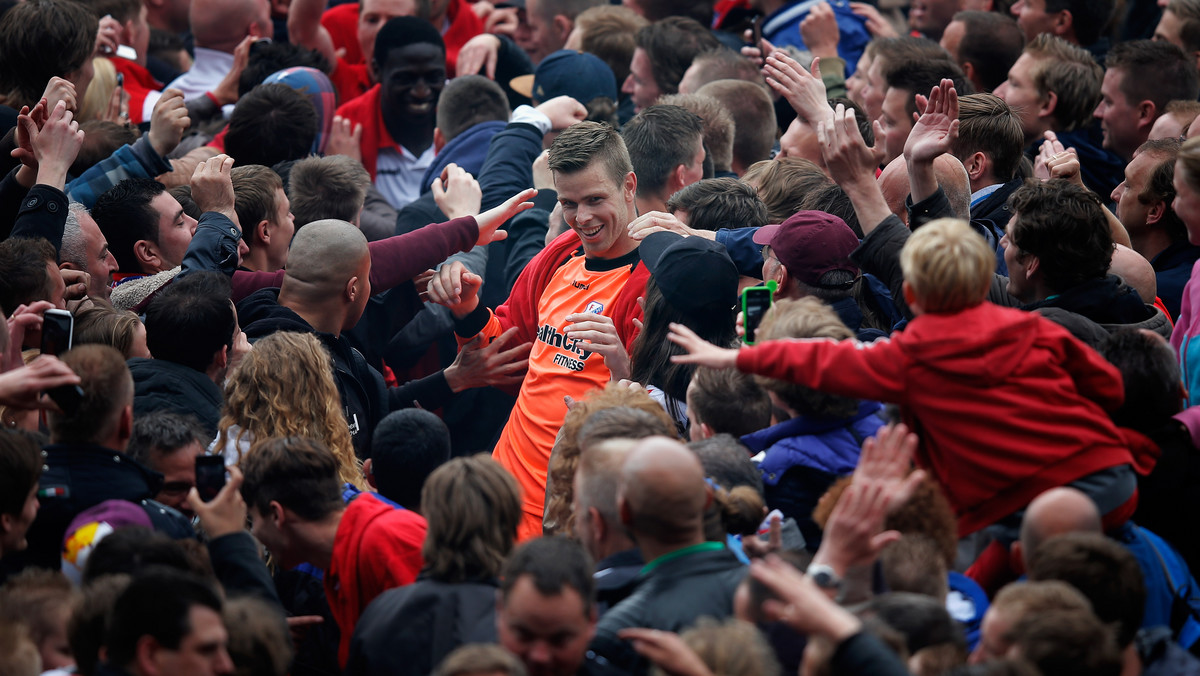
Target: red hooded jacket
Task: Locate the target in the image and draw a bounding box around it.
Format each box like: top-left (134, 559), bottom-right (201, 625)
top-left (737, 301), bottom-right (1159, 537)
top-left (325, 493), bottom-right (426, 666)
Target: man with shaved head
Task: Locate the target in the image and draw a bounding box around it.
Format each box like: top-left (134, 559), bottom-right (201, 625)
top-left (238, 219), bottom-right (384, 455)
top-left (588, 437), bottom-right (747, 675)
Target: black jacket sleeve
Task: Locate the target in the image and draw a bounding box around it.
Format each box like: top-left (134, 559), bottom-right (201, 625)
top-left (851, 215), bottom-right (913, 319)
top-left (10, 184), bottom-right (68, 253)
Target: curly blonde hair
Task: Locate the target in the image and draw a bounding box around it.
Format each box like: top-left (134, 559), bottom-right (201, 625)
top-left (216, 331), bottom-right (362, 488)
top-left (542, 383), bottom-right (677, 536)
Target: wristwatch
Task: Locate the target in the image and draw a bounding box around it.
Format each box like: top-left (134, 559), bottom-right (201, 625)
top-left (806, 563), bottom-right (844, 592)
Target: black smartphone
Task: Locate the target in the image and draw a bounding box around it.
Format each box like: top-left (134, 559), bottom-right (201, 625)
top-left (195, 455), bottom-right (227, 502)
top-left (41, 309), bottom-right (73, 357)
top-left (742, 282), bottom-right (775, 345)
top-left (752, 15), bottom-right (764, 51)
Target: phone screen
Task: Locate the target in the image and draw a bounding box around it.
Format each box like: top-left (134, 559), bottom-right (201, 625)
top-left (742, 286), bottom-right (773, 345)
top-left (195, 456), bottom-right (227, 502)
top-left (41, 310), bottom-right (73, 357)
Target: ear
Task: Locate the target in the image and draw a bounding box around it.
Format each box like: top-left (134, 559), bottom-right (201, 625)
top-left (134, 240), bottom-right (160, 270)
top-left (363, 459), bottom-right (378, 491)
top-left (121, 18), bottom-right (137, 44)
top-left (433, 127), bottom-right (446, 153)
top-left (553, 14), bottom-right (573, 41)
top-left (256, 219), bottom-right (271, 246)
top-left (0, 513), bottom-right (12, 537)
top-left (699, 422), bottom-right (714, 440)
top-left (59, 261), bottom-right (81, 273)
top-left (1038, 90), bottom-right (1058, 121)
top-left (962, 61), bottom-right (978, 89)
top-left (345, 275), bottom-right (361, 303)
top-left (1146, 198), bottom-right (1166, 226)
top-left (269, 499), bottom-right (286, 526)
top-left (588, 506), bottom-right (606, 541)
top-left (248, 21), bottom-right (266, 38)
top-left (964, 151), bottom-right (989, 182)
top-left (118, 404), bottom-right (134, 444)
top-left (213, 344), bottom-right (229, 372)
top-left (671, 163), bottom-right (689, 193)
top-left (623, 170), bottom-right (637, 201)
top-left (1053, 9), bottom-right (1072, 38)
top-left (1137, 101), bottom-right (1157, 128)
top-left (618, 496), bottom-right (633, 528)
top-left (1011, 540), bottom-right (1027, 575)
top-left (1024, 254), bottom-right (1040, 281)
top-left (135, 635), bottom-right (164, 676)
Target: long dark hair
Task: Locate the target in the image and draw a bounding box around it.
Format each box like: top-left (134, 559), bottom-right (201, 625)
top-left (630, 277), bottom-right (736, 403)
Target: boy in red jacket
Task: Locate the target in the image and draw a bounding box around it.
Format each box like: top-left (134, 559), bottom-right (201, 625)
top-left (239, 436), bottom-right (425, 667)
top-left (669, 218), bottom-right (1156, 539)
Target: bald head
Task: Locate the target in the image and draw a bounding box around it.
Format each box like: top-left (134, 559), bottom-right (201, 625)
top-left (879, 154), bottom-right (971, 226)
top-left (190, 0), bottom-right (271, 51)
top-left (1110, 244), bottom-right (1157, 305)
top-left (617, 436), bottom-right (709, 545)
top-left (1019, 487), bottom-right (1102, 566)
top-left (283, 219), bottom-right (370, 297)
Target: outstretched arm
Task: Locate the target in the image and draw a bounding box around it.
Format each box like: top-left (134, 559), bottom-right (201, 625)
top-left (818, 104), bottom-right (890, 235)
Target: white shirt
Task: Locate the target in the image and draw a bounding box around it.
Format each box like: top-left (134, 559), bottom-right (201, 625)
top-left (375, 144), bottom-right (436, 209)
top-left (165, 47), bottom-right (236, 117)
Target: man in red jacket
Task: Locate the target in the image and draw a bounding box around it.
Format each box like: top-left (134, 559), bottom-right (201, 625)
top-left (240, 436), bottom-right (426, 667)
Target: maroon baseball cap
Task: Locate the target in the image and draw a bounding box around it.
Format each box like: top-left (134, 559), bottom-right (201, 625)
top-left (753, 210), bottom-right (860, 287)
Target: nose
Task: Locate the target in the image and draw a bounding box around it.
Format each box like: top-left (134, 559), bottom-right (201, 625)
top-left (622, 73), bottom-right (635, 96)
top-left (527, 641), bottom-right (553, 666)
top-left (1112, 181), bottom-right (1124, 204)
top-left (993, 82), bottom-right (1008, 99)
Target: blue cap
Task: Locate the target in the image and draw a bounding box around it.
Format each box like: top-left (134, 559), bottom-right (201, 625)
top-left (511, 49), bottom-right (618, 106)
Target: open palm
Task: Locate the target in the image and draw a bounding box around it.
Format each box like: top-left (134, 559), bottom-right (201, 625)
top-left (904, 79), bottom-right (959, 164)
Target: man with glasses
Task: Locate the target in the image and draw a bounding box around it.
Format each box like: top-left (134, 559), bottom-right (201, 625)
top-left (126, 412), bottom-right (209, 520)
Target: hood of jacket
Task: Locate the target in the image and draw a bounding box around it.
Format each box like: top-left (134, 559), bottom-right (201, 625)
top-left (129, 358), bottom-right (222, 434)
top-left (899, 302), bottom-right (1055, 386)
top-left (419, 120), bottom-right (507, 194)
top-left (744, 401), bottom-right (885, 482)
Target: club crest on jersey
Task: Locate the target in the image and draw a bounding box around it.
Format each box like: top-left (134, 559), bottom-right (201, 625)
top-left (584, 301), bottom-right (604, 314)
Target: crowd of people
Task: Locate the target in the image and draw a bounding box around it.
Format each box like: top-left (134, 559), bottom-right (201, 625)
top-left (5, 0), bottom-right (1200, 674)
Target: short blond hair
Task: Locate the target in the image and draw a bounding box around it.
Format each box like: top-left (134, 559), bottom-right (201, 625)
top-left (899, 218), bottom-right (993, 313)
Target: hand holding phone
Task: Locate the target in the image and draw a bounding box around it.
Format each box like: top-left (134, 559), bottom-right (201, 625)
top-left (741, 280), bottom-right (777, 345)
top-left (195, 455), bottom-right (227, 502)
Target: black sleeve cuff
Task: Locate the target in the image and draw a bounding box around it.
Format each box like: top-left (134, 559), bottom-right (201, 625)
top-left (454, 305), bottom-right (491, 338)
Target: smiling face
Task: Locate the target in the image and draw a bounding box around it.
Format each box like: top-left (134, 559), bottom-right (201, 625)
top-left (554, 161), bottom-right (639, 260)
top-left (78, 211), bottom-right (118, 298)
top-left (378, 42), bottom-right (446, 124)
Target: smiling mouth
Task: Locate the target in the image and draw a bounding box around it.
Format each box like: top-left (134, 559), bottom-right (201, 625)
top-left (578, 223), bottom-right (603, 238)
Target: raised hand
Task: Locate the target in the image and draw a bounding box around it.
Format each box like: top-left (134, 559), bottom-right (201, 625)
top-left (817, 104), bottom-right (885, 187)
top-left (457, 34), bottom-right (501, 79)
top-left (850, 2), bottom-right (899, 38)
top-left (812, 478), bottom-right (905, 575)
top-left (40, 78), bottom-right (77, 115)
top-left (34, 100), bottom-right (85, 189)
top-left (474, 188), bottom-right (537, 246)
top-left (149, 89), bottom-right (191, 157)
top-left (854, 423), bottom-right (926, 509)
top-left (667, 323), bottom-right (739, 369)
top-left (0, 355), bottom-right (81, 410)
top-left (4, 303), bottom-right (53, 371)
top-left (1035, 131), bottom-right (1085, 189)
top-left (432, 163), bottom-right (482, 220)
top-left (211, 36), bottom-right (255, 107)
top-left (763, 51), bottom-right (831, 126)
top-left (95, 15), bottom-right (123, 56)
top-left (903, 79), bottom-right (959, 165)
top-left (190, 154), bottom-right (237, 223)
top-left (535, 95), bottom-right (588, 132)
top-left (740, 30), bottom-right (778, 69)
top-left (564, 312), bottom-right (631, 381)
top-left (326, 115), bottom-right (363, 161)
top-left (444, 326), bottom-right (532, 391)
top-left (618, 629), bottom-right (714, 676)
top-left (749, 555), bottom-right (864, 641)
top-left (800, 1), bottom-right (839, 59)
